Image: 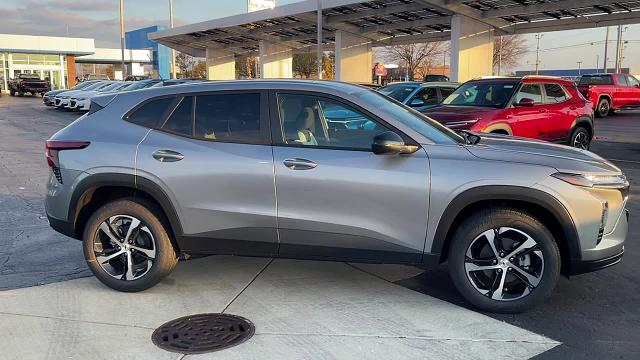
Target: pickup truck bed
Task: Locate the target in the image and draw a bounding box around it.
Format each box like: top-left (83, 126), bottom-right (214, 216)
top-left (8, 74), bottom-right (50, 97)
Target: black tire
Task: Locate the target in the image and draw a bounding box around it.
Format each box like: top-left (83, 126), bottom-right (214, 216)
top-left (595, 98), bottom-right (610, 118)
top-left (448, 208), bottom-right (560, 313)
top-left (9, 89), bottom-right (15, 96)
top-left (83, 198), bottom-right (178, 292)
top-left (569, 126), bottom-right (591, 150)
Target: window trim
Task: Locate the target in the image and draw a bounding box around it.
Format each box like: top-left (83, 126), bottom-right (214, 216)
top-left (268, 90), bottom-right (419, 152)
top-left (123, 90), bottom-right (271, 146)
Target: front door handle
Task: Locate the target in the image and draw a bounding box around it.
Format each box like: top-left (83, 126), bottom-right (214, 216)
top-left (152, 149), bottom-right (184, 162)
top-left (538, 109), bottom-right (547, 113)
top-left (283, 158), bottom-right (317, 170)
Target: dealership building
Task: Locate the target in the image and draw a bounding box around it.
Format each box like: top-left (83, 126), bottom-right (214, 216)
top-left (0, 27), bottom-right (171, 93)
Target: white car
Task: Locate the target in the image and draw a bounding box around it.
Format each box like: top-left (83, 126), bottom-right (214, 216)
top-left (69, 82), bottom-right (131, 111)
top-left (53, 81), bottom-right (114, 108)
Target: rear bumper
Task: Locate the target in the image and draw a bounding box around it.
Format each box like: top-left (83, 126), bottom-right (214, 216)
top-left (47, 214), bottom-right (76, 239)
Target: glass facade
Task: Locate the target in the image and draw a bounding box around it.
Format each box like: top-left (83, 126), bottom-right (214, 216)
top-left (0, 52), bottom-right (67, 92)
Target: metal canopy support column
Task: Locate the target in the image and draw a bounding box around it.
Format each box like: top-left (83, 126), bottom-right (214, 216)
top-left (449, 15), bottom-right (494, 82)
top-left (259, 40), bottom-right (293, 79)
top-left (316, 0), bottom-right (323, 79)
top-left (205, 47), bottom-right (236, 80)
top-left (334, 30), bottom-right (372, 83)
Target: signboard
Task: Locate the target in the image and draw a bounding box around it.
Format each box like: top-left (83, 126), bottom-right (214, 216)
top-left (248, 0), bottom-right (276, 12)
top-left (373, 63), bottom-right (388, 77)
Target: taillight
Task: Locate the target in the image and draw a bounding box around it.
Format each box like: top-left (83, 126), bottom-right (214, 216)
top-left (45, 140), bottom-right (90, 183)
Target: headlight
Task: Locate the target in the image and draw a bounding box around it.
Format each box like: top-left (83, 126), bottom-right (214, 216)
top-left (552, 172), bottom-right (629, 189)
top-left (77, 97), bottom-right (87, 101)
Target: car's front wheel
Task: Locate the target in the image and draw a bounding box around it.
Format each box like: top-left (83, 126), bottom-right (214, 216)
top-left (83, 199), bottom-right (178, 292)
top-left (448, 208), bottom-right (560, 313)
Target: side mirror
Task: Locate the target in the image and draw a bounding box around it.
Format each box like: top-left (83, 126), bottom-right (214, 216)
top-left (409, 98), bottom-right (425, 107)
top-left (372, 131), bottom-right (419, 155)
top-left (515, 98), bottom-right (535, 107)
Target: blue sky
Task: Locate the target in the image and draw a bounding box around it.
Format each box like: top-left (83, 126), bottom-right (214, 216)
top-left (0, 0), bottom-right (638, 72)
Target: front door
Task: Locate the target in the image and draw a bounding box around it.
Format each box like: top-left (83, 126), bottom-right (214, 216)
top-left (135, 91), bottom-right (278, 256)
top-left (270, 92), bottom-right (430, 263)
top-left (625, 75), bottom-right (640, 108)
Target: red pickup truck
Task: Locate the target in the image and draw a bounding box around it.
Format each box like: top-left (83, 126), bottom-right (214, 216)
top-left (578, 73), bottom-right (640, 117)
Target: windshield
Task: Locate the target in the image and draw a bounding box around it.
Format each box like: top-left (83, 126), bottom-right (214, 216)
top-left (579, 75), bottom-right (613, 85)
top-left (357, 89), bottom-right (464, 145)
top-left (82, 82), bottom-right (110, 91)
top-left (123, 81), bottom-right (158, 91)
top-left (378, 84), bottom-right (418, 102)
top-left (443, 81), bottom-right (517, 108)
top-left (98, 83), bottom-right (126, 92)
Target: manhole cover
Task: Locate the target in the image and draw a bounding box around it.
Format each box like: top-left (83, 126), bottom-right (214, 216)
top-left (151, 313), bottom-right (255, 354)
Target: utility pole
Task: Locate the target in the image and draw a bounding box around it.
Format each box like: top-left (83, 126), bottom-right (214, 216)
top-left (577, 61), bottom-right (583, 76)
top-left (534, 33), bottom-right (543, 75)
top-left (169, 0), bottom-right (176, 79)
top-left (615, 25), bottom-right (625, 72)
top-left (603, 26), bottom-right (610, 72)
top-left (119, 0), bottom-right (126, 80)
top-left (316, 0), bottom-right (323, 79)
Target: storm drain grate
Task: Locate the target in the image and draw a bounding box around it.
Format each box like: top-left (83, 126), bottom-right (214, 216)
top-left (151, 313), bottom-right (255, 354)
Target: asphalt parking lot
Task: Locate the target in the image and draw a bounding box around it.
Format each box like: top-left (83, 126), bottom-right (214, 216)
top-left (0, 94), bottom-right (638, 359)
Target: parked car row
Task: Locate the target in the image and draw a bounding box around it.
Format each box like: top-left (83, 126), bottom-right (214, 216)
top-left (42, 79), bottom-right (199, 111)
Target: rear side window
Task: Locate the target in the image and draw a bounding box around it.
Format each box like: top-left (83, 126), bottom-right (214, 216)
top-left (161, 96), bottom-right (193, 136)
top-left (439, 87), bottom-right (455, 99)
top-left (544, 84), bottom-right (568, 103)
top-left (616, 74), bottom-right (628, 86)
top-left (579, 75), bottom-right (613, 85)
top-left (127, 97), bottom-right (175, 128)
top-left (515, 84), bottom-right (543, 104)
top-left (194, 93), bottom-right (262, 143)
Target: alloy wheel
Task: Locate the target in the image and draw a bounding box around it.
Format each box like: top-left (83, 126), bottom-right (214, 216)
top-left (464, 227), bottom-right (544, 301)
top-left (93, 215), bottom-right (157, 281)
top-left (572, 130), bottom-right (590, 150)
top-left (599, 101), bottom-right (610, 117)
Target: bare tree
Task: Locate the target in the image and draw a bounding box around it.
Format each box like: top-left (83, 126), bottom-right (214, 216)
top-left (175, 52), bottom-right (196, 78)
top-left (293, 53), bottom-right (317, 78)
top-left (236, 56), bottom-right (258, 79)
top-left (192, 60), bottom-right (206, 79)
top-left (493, 35), bottom-right (529, 74)
top-left (382, 42), bottom-right (448, 81)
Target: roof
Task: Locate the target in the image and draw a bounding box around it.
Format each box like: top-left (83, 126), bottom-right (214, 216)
top-left (149, 0), bottom-right (640, 57)
top-left (0, 33), bottom-right (94, 55)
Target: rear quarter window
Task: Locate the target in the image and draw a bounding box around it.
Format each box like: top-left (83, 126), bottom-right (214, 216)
top-left (126, 97), bottom-right (176, 128)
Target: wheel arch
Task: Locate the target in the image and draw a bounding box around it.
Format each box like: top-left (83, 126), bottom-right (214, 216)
top-left (69, 173), bottom-right (183, 252)
top-left (483, 123), bottom-right (513, 135)
top-left (429, 186), bottom-right (581, 275)
top-left (570, 116), bottom-right (594, 138)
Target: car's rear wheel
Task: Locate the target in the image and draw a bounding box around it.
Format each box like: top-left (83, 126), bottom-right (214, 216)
top-left (83, 199), bottom-right (178, 292)
top-left (570, 126), bottom-right (591, 150)
top-left (596, 98), bottom-right (611, 117)
top-left (448, 208), bottom-right (560, 313)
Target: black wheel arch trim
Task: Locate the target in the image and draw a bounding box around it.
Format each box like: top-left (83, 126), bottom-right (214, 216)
top-left (428, 185), bottom-right (582, 264)
top-left (67, 172), bottom-right (184, 240)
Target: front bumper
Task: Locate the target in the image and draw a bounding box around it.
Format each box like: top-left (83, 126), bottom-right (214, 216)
top-left (55, 98), bottom-right (70, 107)
top-left (569, 209), bottom-right (628, 275)
top-left (69, 99), bottom-right (90, 111)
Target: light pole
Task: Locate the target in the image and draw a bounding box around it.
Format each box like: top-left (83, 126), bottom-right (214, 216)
top-left (119, 0), bottom-right (127, 80)
top-left (169, 0), bottom-right (176, 79)
top-left (603, 26), bottom-right (610, 72)
top-left (576, 61), bottom-right (582, 76)
top-left (534, 33), bottom-right (543, 75)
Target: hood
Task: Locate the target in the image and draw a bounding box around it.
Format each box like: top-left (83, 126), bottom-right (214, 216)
top-left (44, 89), bottom-right (66, 96)
top-left (55, 90), bottom-right (83, 98)
top-left (466, 133), bottom-right (621, 174)
top-left (71, 90), bottom-right (99, 99)
top-left (423, 105), bottom-right (498, 123)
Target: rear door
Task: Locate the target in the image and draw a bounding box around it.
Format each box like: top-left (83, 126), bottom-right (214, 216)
top-left (270, 91), bottom-right (430, 263)
top-left (135, 91), bottom-right (278, 256)
top-left (542, 83), bottom-right (574, 141)
top-left (509, 83), bottom-right (550, 139)
top-left (614, 74), bottom-right (630, 108)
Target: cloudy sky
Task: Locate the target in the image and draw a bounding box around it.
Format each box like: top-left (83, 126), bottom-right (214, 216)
top-left (1, 0), bottom-right (638, 72)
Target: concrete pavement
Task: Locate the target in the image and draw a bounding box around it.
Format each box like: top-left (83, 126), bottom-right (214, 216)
top-left (0, 256), bottom-right (559, 359)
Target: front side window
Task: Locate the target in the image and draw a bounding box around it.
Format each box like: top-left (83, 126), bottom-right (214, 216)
top-left (194, 93), bottom-right (262, 143)
top-left (443, 81), bottom-right (517, 108)
top-left (626, 75), bottom-right (639, 87)
top-left (277, 93), bottom-right (391, 150)
top-left (127, 97), bottom-right (176, 128)
top-left (544, 84), bottom-right (568, 103)
top-left (162, 96), bottom-right (193, 136)
top-left (515, 84), bottom-right (543, 104)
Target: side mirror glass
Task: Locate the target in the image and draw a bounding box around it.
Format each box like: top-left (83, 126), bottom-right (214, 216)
top-left (372, 131), bottom-right (419, 155)
top-left (409, 98), bottom-right (425, 107)
top-left (515, 98), bottom-right (535, 107)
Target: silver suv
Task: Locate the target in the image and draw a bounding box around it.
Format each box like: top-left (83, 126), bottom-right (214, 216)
top-left (45, 80), bottom-right (629, 313)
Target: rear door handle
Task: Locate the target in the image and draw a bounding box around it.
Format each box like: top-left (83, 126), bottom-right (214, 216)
top-left (538, 109), bottom-right (547, 113)
top-left (152, 149), bottom-right (184, 162)
top-left (283, 158), bottom-right (317, 170)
